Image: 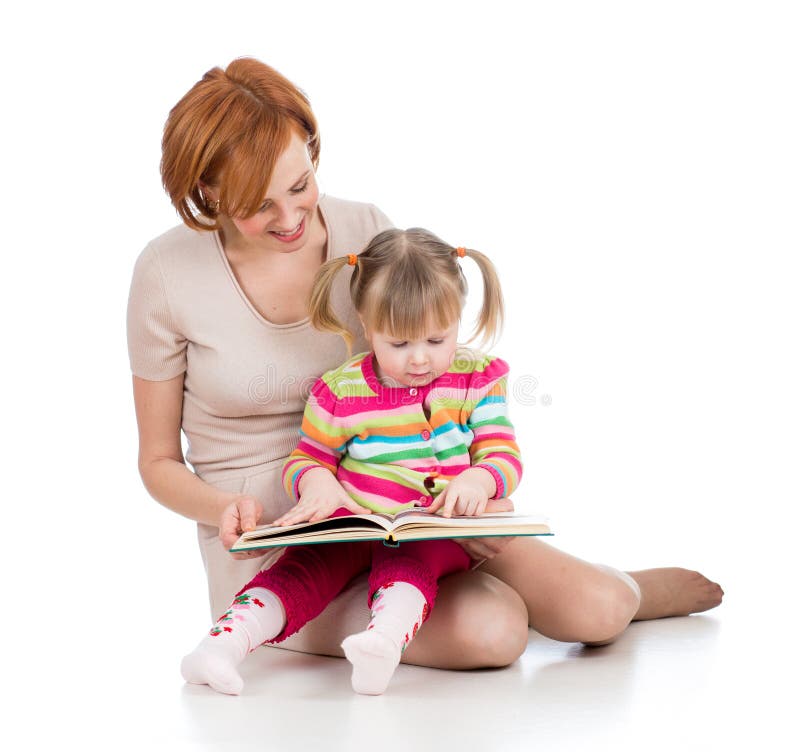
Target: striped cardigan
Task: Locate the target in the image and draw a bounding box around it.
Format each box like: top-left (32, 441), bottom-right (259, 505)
top-left (282, 349), bottom-right (523, 515)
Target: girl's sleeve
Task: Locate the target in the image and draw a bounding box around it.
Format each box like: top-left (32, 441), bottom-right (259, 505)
top-left (126, 243), bottom-right (187, 381)
top-left (282, 377), bottom-right (351, 501)
top-left (466, 357), bottom-right (523, 499)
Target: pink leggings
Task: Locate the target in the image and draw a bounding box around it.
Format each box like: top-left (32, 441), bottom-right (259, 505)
top-left (238, 537), bottom-right (471, 643)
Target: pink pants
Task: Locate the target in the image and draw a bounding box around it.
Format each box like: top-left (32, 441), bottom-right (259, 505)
top-left (238, 536), bottom-right (471, 643)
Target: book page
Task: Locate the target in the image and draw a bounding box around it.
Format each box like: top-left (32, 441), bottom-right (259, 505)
top-left (241, 513), bottom-right (394, 542)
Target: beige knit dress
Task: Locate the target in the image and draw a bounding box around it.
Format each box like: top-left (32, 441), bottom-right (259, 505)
top-left (127, 195), bottom-right (393, 652)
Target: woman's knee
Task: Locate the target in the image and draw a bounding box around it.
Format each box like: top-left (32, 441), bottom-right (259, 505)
top-left (403, 571), bottom-right (529, 669)
top-left (577, 567), bottom-right (641, 645)
top-left (450, 576), bottom-right (529, 667)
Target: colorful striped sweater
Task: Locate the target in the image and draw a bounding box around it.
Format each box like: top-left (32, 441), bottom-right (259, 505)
top-left (282, 349), bottom-right (523, 515)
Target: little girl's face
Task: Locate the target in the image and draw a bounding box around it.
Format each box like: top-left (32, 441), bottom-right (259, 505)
top-left (368, 321), bottom-right (459, 388)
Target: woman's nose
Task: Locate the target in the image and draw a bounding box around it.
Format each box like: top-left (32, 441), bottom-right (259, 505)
top-left (273, 200), bottom-right (298, 229)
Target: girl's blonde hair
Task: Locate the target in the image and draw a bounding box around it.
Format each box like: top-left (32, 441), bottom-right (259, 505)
top-left (309, 228), bottom-right (504, 352)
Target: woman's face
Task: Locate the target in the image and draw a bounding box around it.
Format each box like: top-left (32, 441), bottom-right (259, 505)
top-left (216, 130), bottom-right (320, 253)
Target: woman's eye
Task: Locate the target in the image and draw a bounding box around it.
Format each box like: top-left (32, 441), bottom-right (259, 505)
top-left (290, 180), bottom-right (309, 194)
top-left (258, 201), bottom-right (271, 213)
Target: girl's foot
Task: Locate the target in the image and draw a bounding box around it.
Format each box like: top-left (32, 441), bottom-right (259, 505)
top-left (628, 568), bottom-right (724, 621)
top-left (180, 587), bottom-right (286, 695)
top-left (341, 630), bottom-right (402, 696)
top-left (181, 647), bottom-right (245, 696)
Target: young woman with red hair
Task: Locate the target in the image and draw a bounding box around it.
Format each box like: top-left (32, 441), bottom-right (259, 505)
top-left (128, 57), bottom-right (722, 674)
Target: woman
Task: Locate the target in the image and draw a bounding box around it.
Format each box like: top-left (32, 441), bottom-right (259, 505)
top-left (128, 57), bottom-right (722, 669)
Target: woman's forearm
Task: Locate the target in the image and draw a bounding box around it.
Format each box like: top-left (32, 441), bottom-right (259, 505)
top-left (139, 456), bottom-right (232, 528)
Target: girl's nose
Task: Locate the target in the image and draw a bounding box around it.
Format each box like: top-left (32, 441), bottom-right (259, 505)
top-left (410, 347), bottom-right (428, 365)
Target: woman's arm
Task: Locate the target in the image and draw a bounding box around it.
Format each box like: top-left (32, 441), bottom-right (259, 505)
top-left (132, 374), bottom-right (247, 528)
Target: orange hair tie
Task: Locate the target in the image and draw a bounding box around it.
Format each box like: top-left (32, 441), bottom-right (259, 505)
top-left (455, 247), bottom-right (466, 258)
top-left (347, 253), bottom-right (358, 266)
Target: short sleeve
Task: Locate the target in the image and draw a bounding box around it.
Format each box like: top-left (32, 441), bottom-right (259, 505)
top-left (126, 243), bottom-right (187, 381)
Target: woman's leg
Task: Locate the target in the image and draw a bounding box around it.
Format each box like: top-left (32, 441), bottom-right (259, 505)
top-left (481, 537), bottom-right (723, 645)
top-left (400, 569), bottom-right (530, 667)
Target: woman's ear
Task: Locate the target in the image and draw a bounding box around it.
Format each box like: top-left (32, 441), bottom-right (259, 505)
top-left (198, 181), bottom-right (216, 203)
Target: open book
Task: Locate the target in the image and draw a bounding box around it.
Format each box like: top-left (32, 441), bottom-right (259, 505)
top-left (230, 510), bottom-right (552, 552)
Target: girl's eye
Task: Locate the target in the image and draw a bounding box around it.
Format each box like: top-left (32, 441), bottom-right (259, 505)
top-left (428, 339), bottom-right (444, 345)
top-left (290, 180), bottom-right (309, 195)
top-left (391, 342), bottom-right (407, 348)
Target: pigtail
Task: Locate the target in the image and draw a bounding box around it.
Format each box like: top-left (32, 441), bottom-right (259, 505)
top-left (308, 254), bottom-right (358, 353)
top-left (459, 247), bottom-right (505, 349)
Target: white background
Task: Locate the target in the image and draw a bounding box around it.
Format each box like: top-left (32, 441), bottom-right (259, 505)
top-left (2, 1), bottom-right (798, 749)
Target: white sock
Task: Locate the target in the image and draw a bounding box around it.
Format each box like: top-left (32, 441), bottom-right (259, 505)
top-left (341, 582), bottom-right (428, 695)
top-left (180, 587), bottom-right (285, 695)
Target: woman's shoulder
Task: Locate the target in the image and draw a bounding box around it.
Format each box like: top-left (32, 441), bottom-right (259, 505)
top-left (319, 195), bottom-right (394, 255)
top-left (133, 223), bottom-right (218, 273)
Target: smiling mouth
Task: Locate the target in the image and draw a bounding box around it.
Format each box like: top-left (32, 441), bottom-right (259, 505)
top-left (269, 217), bottom-right (305, 242)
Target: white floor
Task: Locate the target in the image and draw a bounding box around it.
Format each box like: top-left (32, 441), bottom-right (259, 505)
top-left (13, 553), bottom-right (794, 752)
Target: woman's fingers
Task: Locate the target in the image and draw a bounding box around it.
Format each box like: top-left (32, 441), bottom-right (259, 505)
top-left (455, 537), bottom-right (494, 558)
top-left (230, 550), bottom-right (264, 560)
top-left (240, 498), bottom-right (262, 532)
top-left (456, 535), bottom-right (514, 559)
top-left (219, 504), bottom-right (247, 548)
top-left (219, 514), bottom-right (239, 548)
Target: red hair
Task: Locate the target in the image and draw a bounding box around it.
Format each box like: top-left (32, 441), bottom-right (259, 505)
top-left (161, 58), bottom-right (320, 231)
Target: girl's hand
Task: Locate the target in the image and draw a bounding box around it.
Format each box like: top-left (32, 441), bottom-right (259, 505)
top-left (272, 467), bottom-right (371, 526)
top-left (428, 468), bottom-right (497, 517)
top-left (219, 494), bottom-right (265, 560)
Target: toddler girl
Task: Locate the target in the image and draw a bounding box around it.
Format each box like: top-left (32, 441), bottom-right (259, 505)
top-left (181, 228), bottom-right (522, 695)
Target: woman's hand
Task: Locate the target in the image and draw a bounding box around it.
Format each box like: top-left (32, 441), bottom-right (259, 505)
top-left (219, 494), bottom-right (265, 560)
top-left (272, 467), bottom-right (371, 526)
top-left (431, 495), bottom-right (517, 560)
top-left (457, 535), bottom-right (516, 560)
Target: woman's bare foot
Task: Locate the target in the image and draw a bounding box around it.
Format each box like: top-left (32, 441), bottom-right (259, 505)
top-left (628, 568), bottom-right (723, 621)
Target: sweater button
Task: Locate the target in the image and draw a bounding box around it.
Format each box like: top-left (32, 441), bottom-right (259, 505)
top-left (409, 388), bottom-right (418, 396)
top-left (421, 429), bottom-right (431, 440)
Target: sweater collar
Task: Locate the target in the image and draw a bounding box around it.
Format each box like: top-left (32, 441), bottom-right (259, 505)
top-left (360, 352), bottom-right (434, 401)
